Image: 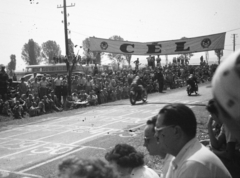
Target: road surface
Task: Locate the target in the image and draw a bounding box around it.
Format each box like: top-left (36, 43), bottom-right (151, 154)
top-left (0, 83), bottom-right (212, 178)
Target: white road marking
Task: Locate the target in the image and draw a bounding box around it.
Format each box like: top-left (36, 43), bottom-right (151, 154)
top-left (19, 147), bottom-right (86, 173)
top-left (0, 169), bottom-right (42, 178)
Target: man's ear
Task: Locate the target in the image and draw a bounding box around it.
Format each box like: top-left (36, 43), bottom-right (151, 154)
top-left (174, 126), bottom-right (182, 138)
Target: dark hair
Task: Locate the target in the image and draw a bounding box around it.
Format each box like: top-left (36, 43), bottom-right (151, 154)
top-left (206, 99), bottom-right (218, 115)
top-left (59, 157), bottom-right (118, 178)
top-left (159, 103), bottom-right (197, 139)
top-left (146, 115), bottom-right (158, 132)
top-left (105, 144), bottom-right (144, 168)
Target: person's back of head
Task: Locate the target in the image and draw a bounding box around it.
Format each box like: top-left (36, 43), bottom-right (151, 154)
top-left (58, 157), bottom-right (118, 178)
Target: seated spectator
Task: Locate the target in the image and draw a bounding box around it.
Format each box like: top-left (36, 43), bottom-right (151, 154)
top-left (87, 91), bottom-right (98, 106)
top-left (26, 94), bottom-right (40, 117)
top-left (65, 95), bottom-right (74, 110)
top-left (43, 95), bottom-right (53, 113)
top-left (38, 99), bottom-right (46, 114)
top-left (154, 103), bottom-right (231, 178)
top-left (58, 157), bottom-right (118, 178)
top-left (12, 101), bottom-right (23, 119)
top-left (2, 101), bottom-right (12, 117)
top-left (50, 91), bottom-right (62, 108)
top-left (144, 116), bottom-right (174, 178)
top-left (206, 99), bottom-right (240, 178)
top-left (47, 94), bottom-right (62, 112)
top-left (105, 143), bottom-right (160, 178)
top-left (78, 90), bottom-right (88, 103)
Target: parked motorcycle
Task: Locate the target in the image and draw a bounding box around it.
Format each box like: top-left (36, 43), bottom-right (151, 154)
top-left (186, 83), bottom-right (198, 96)
top-left (129, 84), bottom-right (148, 105)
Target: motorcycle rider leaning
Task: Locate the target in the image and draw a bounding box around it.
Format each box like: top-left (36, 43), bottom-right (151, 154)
top-left (131, 72), bottom-right (146, 99)
top-left (187, 73), bottom-right (198, 92)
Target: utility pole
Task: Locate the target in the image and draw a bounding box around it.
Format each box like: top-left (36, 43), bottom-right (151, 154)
top-left (232, 34), bottom-right (238, 52)
top-left (57, 0), bottom-right (75, 57)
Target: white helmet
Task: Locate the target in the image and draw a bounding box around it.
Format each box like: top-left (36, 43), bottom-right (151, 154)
top-left (212, 49), bottom-right (240, 121)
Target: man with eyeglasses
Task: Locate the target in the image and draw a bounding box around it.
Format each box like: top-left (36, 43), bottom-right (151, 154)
top-left (154, 103), bottom-right (231, 178)
top-left (144, 115), bottom-right (174, 178)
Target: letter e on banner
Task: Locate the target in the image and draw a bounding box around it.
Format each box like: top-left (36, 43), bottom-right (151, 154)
top-left (146, 43), bottom-right (162, 54)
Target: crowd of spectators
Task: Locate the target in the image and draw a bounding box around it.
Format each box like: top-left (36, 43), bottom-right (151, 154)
top-left (0, 60), bottom-right (216, 119)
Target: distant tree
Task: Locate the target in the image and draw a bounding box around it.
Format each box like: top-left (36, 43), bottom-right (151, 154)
top-left (21, 39), bottom-right (42, 65)
top-left (68, 39), bottom-right (75, 57)
top-left (41, 40), bottom-right (61, 64)
top-left (82, 38), bottom-right (102, 65)
top-left (214, 49), bottom-right (223, 64)
top-left (108, 35), bottom-right (128, 68)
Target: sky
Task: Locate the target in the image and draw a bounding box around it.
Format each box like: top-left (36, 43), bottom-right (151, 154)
top-left (0, 0), bottom-right (240, 71)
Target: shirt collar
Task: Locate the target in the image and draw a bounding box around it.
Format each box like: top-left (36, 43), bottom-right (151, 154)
top-left (172, 137), bottom-right (197, 170)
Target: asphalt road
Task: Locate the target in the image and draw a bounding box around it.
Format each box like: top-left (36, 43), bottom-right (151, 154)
top-left (0, 83), bottom-right (212, 178)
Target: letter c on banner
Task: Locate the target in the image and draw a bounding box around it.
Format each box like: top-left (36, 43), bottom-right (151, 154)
top-left (120, 44), bottom-right (134, 53)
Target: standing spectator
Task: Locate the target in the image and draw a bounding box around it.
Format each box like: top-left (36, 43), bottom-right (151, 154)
top-left (13, 73), bottom-right (17, 81)
top-left (54, 75), bottom-right (62, 103)
top-left (71, 75), bottom-right (78, 93)
top-left (156, 55), bottom-right (161, 67)
top-left (134, 58), bottom-right (140, 70)
top-left (0, 66), bottom-right (9, 100)
top-left (154, 68), bottom-right (164, 93)
top-left (39, 77), bottom-right (48, 99)
top-left (151, 56), bottom-right (156, 69)
top-left (61, 78), bottom-right (68, 110)
top-left (154, 103), bottom-right (231, 178)
top-left (31, 78), bottom-right (39, 97)
top-left (127, 70), bottom-right (134, 85)
top-left (19, 78), bottom-right (28, 96)
top-left (77, 73), bottom-right (86, 91)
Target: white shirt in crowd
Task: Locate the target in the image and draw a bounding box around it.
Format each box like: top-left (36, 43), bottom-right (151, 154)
top-left (165, 138), bottom-right (231, 178)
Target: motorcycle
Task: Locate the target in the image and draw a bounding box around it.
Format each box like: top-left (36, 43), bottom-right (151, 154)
top-left (186, 83), bottom-right (198, 96)
top-left (129, 84), bottom-right (148, 105)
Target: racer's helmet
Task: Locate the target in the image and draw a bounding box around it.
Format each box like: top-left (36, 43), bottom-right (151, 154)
top-left (212, 49), bottom-right (240, 121)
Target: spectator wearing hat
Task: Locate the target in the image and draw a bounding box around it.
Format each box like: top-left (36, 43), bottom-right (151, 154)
top-left (212, 49), bottom-right (240, 142)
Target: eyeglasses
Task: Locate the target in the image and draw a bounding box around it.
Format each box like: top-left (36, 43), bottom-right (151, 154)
top-left (154, 125), bottom-right (175, 134)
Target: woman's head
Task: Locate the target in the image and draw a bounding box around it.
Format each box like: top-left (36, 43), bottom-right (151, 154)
top-left (105, 144), bottom-right (144, 176)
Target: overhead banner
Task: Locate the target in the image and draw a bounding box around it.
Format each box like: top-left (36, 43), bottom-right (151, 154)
top-left (89, 32), bottom-right (226, 55)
